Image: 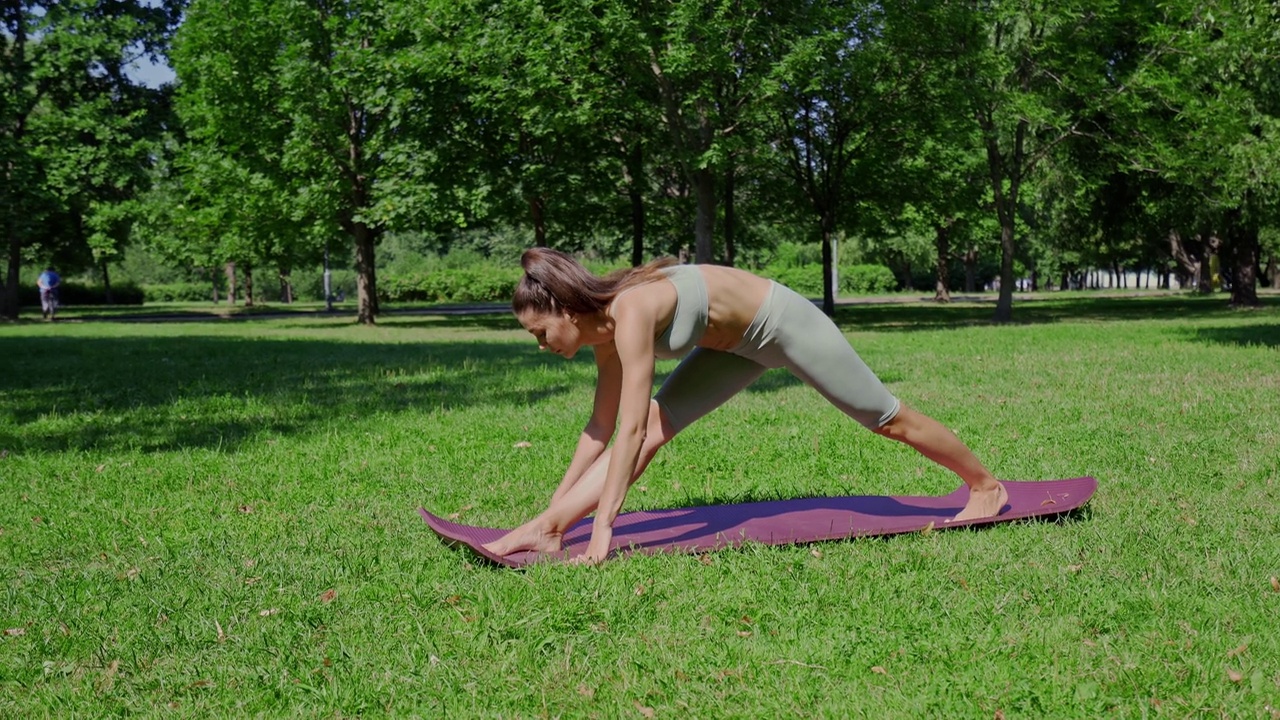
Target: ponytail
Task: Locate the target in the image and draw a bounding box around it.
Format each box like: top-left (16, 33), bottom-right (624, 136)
top-left (513, 248), bottom-right (677, 316)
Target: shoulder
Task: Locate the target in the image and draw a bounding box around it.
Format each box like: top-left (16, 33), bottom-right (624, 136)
top-left (608, 278), bottom-right (674, 323)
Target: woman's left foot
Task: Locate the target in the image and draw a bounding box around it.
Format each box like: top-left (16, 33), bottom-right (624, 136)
top-left (950, 481), bottom-right (1008, 522)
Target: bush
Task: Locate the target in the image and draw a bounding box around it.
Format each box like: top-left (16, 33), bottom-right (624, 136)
top-left (763, 265), bottom-right (824, 296)
top-left (379, 266), bottom-right (522, 304)
top-left (20, 281), bottom-right (144, 307)
top-left (840, 264), bottom-right (897, 294)
top-left (143, 283), bottom-right (217, 303)
top-left (759, 263), bottom-right (898, 296)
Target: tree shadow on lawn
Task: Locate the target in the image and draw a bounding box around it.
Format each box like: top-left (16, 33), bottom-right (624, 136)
top-left (1185, 323), bottom-right (1280, 348)
top-left (0, 334), bottom-right (838, 455)
top-left (831, 294), bottom-right (1280, 332)
top-left (0, 335), bottom-right (576, 454)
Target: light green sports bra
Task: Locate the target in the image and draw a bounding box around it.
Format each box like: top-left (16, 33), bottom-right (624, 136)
top-left (653, 265), bottom-right (709, 359)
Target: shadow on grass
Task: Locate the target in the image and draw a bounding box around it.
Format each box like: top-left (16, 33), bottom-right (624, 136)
top-left (832, 293), bottom-right (1280, 332)
top-left (0, 333), bottom-right (837, 455)
top-left (0, 335), bottom-right (572, 454)
top-left (1185, 323), bottom-right (1280, 348)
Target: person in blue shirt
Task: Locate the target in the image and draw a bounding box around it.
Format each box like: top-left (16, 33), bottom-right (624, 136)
top-left (37, 267), bottom-right (61, 320)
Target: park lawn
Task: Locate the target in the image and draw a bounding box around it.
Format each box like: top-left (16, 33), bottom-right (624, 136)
top-left (1, 294), bottom-right (1277, 718)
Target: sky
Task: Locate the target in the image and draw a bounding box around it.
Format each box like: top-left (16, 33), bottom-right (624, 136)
top-left (125, 0), bottom-right (178, 88)
top-left (126, 56), bottom-right (177, 88)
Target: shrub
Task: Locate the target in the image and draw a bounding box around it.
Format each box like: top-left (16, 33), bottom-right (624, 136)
top-left (143, 283), bottom-right (217, 303)
top-left (379, 267), bottom-right (522, 304)
top-left (759, 263), bottom-right (898, 296)
top-left (20, 281), bottom-right (144, 306)
top-left (840, 264), bottom-right (897, 294)
top-left (763, 265), bottom-right (824, 296)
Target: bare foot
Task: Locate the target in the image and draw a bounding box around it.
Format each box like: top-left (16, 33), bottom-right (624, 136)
top-left (949, 481), bottom-right (1008, 523)
top-left (482, 519), bottom-right (563, 557)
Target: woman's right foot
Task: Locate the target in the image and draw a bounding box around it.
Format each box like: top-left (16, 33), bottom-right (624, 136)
top-left (482, 520), bottom-right (564, 557)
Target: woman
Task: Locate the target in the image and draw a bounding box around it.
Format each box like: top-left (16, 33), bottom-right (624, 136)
top-left (484, 248), bottom-right (1007, 563)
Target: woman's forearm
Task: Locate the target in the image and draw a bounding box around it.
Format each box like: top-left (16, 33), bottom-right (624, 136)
top-left (552, 425), bottom-right (611, 501)
top-left (593, 424), bottom-right (644, 528)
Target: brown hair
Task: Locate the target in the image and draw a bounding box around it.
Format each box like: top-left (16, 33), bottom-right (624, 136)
top-left (512, 248), bottom-right (678, 316)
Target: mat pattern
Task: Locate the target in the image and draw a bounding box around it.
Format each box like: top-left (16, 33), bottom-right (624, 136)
top-left (419, 477), bottom-right (1097, 567)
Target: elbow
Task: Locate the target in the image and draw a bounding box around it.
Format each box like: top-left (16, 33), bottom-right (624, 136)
top-left (584, 419), bottom-right (614, 445)
top-left (617, 423), bottom-right (647, 447)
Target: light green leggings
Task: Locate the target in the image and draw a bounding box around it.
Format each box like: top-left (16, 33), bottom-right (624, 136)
top-left (653, 281), bottom-right (900, 432)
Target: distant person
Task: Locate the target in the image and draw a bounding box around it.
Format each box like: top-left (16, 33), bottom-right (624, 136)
top-left (37, 267), bottom-right (61, 321)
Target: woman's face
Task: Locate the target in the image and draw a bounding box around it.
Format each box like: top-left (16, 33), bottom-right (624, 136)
top-left (517, 309), bottom-right (584, 359)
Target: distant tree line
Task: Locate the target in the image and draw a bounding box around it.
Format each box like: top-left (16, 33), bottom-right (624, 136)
top-left (4, 0), bottom-right (1279, 323)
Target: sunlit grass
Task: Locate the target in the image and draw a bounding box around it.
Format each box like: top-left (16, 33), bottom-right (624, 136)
top-left (2, 293), bottom-right (1278, 717)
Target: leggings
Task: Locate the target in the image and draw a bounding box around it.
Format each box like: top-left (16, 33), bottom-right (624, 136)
top-left (653, 281), bottom-right (900, 433)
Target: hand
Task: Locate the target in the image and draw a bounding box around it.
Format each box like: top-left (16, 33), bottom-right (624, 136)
top-left (570, 525), bottom-right (614, 565)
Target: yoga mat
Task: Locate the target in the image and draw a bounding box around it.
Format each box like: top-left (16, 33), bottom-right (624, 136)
top-left (419, 477), bottom-right (1097, 568)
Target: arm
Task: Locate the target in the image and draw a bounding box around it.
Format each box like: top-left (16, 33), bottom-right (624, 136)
top-left (550, 346), bottom-right (622, 503)
top-left (581, 298), bottom-right (657, 563)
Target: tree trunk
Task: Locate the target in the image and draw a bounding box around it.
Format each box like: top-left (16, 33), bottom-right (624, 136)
top-left (1267, 255), bottom-right (1279, 289)
top-left (821, 221), bottom-right (835, 317)
top-left (243, 264), bottom-right (254, 307)
top-left (210, 267), bottom-right (219, 304)
top-left (692, 167), bottom-right (715, 264)
top-left (279, 266), bottom-right (293, 304)
top-left (994, 215), bottom-right (1015, 320)
top-left (1225, 221), bottom-right (1260, 307)
top-left (529, 195), bottom-right (546, 247)
top-left (983, 116), bottom-right (1023, 323)
top-left (624, 144), bottom-right (645, 267)
top-left (935, 220), bottom-right (953, 303)
top-left (723, 163), bottom-right (736, 268)
top-left (225, 262), bottom-right (237, 306)
top-left (355, 222), bottom-right (379, 324)
top-left (1196, 256), bottom-right (1213, 294)
top-left (101, 260), bottom-right (114, 304)
top-left (3, 212), bottom-right (20, 320)
top-left (964, 246), bottom-right (978, 293)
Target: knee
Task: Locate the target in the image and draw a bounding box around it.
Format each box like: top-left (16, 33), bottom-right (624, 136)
top-left (872, 403), bottom-right (914, 441)
top-left (641, 400), bottom-right (676, 456)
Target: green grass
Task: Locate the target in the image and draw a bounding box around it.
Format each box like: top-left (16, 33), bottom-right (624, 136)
top-left (2, 293), bottom-right (1278, 718)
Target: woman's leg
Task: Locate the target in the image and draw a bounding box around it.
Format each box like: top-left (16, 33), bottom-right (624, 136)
top-left (483, 399), bottom-right (678, 556)
top-left (763, 286), bottom-right (1005, 520)
top-left (872, 404), bottom-right (1007, 521)
top-left (484, 350), bottom-right (767, 556)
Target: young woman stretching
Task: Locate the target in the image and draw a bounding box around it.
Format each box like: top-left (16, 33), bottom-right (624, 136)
top-left (483, 248), bottom-right (1008, 563)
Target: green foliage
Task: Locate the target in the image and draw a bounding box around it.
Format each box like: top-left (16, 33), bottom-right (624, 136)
top-left (764, 242), bottom-right (824, 269)
top-left (841, 264), bottom-right (899, 294)
top-left (761, 263), bottom-right (899, 296)
top-left (1, 0), bottom-right (181, 319)
top-left (142, 283), bottom-right (216, 303)
top-left (18, 281), bottom-right (144, 306)
top-left (379, 267), bottom-right (522, 304)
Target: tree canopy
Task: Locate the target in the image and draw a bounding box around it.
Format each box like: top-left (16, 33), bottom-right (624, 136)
top-left (7, 0), bottom-right (1279, 322)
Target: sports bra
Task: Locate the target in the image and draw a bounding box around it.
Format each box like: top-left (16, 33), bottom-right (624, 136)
top-left (653, 265), bottom-right (709, 359)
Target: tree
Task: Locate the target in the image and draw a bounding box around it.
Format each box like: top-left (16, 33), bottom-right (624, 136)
top-left (175, 0), bottom-right (459, 323)
top-left (2, 0), bottom-right (179, 319)
top-left (629, 0), bottom-right (782, 265)
top-left (953, 0), bottom-right (1162, 320)
top-left (768, 0), bottom-right (952, 314)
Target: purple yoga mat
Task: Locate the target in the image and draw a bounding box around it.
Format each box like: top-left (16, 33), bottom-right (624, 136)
top-left (419, 477), bottom-right (1097, 567)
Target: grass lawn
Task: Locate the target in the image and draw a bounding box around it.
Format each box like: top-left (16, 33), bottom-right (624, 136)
top-left (1, 293), bottom-right (1278, 717)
